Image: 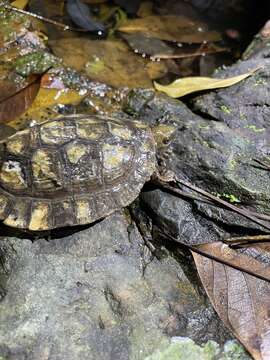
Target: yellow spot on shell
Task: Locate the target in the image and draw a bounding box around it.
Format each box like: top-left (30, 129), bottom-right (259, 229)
top-left (4, 202), bottom-right (28, 228)
top-left (29, 202), bottom-right (49, 231)
top-left (63, 201), bottom-right (70, 210)
top-left (108, 123), bottom-right (132, 140)
top-left (66, 143), bottom-right (87, 164)
top-left (6, 138), bottom-right (24, 155)
top-left (0, 161), bottom-right (27, 189)
top-left (0, 195), bottom-right (8, 217)
top-left (102, 144), bottom-right (132, 170)
top-left (133, 121), bottom-right (148, 129)
top-left (76, 200), bottom-right (91, 223)
top-left (77, 119), bottom-right (104, 140)
top-left (41, 121), bottom-right (75, 145)
top-left (6, 129), bottom-right (29, 154)
top-left (32, 150), bottom-right (60, 189)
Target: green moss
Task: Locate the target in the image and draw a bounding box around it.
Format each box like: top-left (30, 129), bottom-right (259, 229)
top-left (239, 112), bottom-right (246, 120)
top-left (220, 105), bottom-right (232, 114)
top-left (216, 193), bottom-right (241, 203)
top-left (14, 51), bottom-right (60, 77)
top-left (254, 78), bottom-right (266, 86)
top-left (145, 338), bottom-right (251, 360)
top-left (245, 124), bottom-right (265, 133)
top-left (85, 56), bottom-right (105, 75)
top-left (199, 124), bottom-right (210, 130)
top-left (145, 338), bottom-right (219, 360)
top-left (228, 159), bottom-right (237, 170)
top-left (221, 340), bottom-right (251, 360)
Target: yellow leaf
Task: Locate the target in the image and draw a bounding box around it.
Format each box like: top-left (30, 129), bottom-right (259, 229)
top-left (9, 88), bottom-right (85, 130)
top-left (49, 38), bottom-right (167, 88)
top-left (154, 68), bottom-right (259, 98)
top-left (11, 0), bottom-right (29, 9)
top-left (119, 15), bottom-right (221, 43)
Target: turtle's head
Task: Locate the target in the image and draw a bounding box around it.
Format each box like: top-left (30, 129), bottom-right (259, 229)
top-left (150, 123), bottom-right (177, 182)
top-left (151, 123), bottom-right (177, 150)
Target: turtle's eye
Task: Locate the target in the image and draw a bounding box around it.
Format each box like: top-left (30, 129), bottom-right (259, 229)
top-left (162, 138), bottom-right (170, 146)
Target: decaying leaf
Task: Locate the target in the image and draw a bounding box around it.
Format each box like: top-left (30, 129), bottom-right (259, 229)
top-left (119, 15), bottom-right (221, 43)
top-left (49, 38), bottom-right (167, 88)
top-left (0, 8), bottom-right (31, 50)
top-left (154, 68), bottom-right (259, 98)
top-left (0, 77), bottom-right (40, 123)
top-left (121, 32), bottom-right (174, 56)
top-left (11, 0), bottom-right (29, 9)
top-left (9, 87), bottom-right (85, 129)
top-left (137, 1), bottom-right (153, 17)
top-left (192, 242), bottom-right (270, 360)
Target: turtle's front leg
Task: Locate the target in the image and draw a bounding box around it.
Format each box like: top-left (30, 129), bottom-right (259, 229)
top-left (128, 202), bottom-right (156, 277)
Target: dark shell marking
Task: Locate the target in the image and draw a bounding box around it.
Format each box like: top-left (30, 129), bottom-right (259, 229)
top-left (0, 115), bottom-right (156, 231)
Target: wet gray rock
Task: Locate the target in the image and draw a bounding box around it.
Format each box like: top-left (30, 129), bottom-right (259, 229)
top-left (0, 213), bottom-right (230, 360)
top-left (125, 53), bottom-right (270, 233)
top-left (1, 18), bottom-right (270, 360)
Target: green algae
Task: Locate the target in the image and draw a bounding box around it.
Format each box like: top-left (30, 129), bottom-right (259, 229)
top-left (220, 105), bottom-right (232, 114)
top-left (14, 51), bottom-right (60, 77)
top-left (145, 338), bottom-right (251, 360)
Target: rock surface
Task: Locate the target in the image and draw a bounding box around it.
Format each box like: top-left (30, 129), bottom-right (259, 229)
top-left (0, 213), bottom-right (231, 360)
top-left (1, 13), bottom-right (270, 360)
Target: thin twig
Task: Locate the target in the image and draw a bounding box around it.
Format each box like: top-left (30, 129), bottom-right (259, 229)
top-left (174, 177), bottom-right (270, 231)
top-left (151, 47), bottom-right (228, 61)
top-left (153, 180), bottom-right (212, 204)
top-left (162, 230), bottom-right (270, 283)
top-left (157, 178), bottom-right (270, 231)
top-left (163, 177), bottom-right (270, 231)
top-left (2, 4), bottom-right (87, 32)
top-left (244, 210), bottom-right (270, 222)
top-left (253, 158), bottom-right (270, 171)
top-left (223, 234), bottom-right (270, 245)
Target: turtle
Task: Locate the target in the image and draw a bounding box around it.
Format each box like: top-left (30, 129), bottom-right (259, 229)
top-left (0, 114), bottom-right (175, 231)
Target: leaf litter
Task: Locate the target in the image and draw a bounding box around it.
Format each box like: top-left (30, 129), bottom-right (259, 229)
top-left (1, 3), bottom-right (270, 360)
top-left (154, 68), bottom-right (260, 98)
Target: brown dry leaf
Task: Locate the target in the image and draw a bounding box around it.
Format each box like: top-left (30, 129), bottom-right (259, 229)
top-left (119, 15), bottom-right (221, 43)
top-left (192, 242), bottom-right (270, 360)
top-left (0, 77), bottom-right (40, 123)
top-left (137, 1), bottom-right (154, 17)
top-left (9, 87), bottom-right (85, 129)
top-left (154, 68), bottom-right (258, 98)
top-left (11, 0), bottom-right (29, 9)
top-left (50, 38), bottom-right (167, 88)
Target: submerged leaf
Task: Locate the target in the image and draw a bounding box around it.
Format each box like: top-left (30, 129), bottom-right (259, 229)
top-left (119, 15), bottom-right (221, 43)
top-left (121, 33), bottom-right (174, 56)
top-left (11, 0), bottom-right (29, 9)
top-left (154, 69), bottom-right (259, 98)
top-left (9, 87), bottom-right (85, 129)
top-left (193, 242), bottom-right (270, 360)
top-left (0, 77), bottom-right (40, 123)
top-left (50, 38), bottom-right (167, 88)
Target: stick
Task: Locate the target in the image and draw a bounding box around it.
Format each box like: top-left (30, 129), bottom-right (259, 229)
top-left (2, 4), bottom-right (87, 32)
top-left (173, 177), bottom-right (270, 232)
